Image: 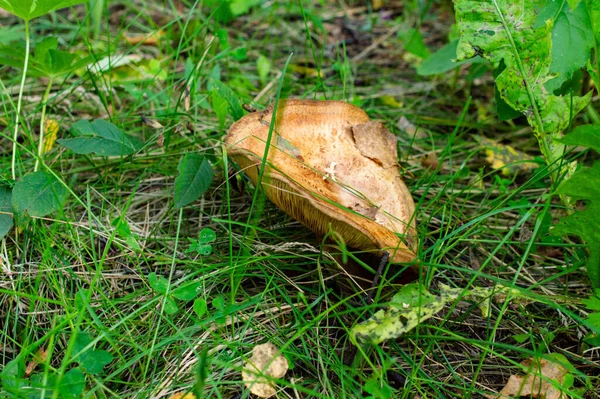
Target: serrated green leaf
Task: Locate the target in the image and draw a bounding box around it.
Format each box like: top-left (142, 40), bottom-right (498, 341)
top-left (148, 272), bottom-right (169, 295)
top-left (12, 171), bottom-right (67, 217)
top-left (111, 217), bottom-right (141, 251)
top-left (558, 124), bottom-right (600, 153)
top-left (59, 120), bottom-right (143, 156)
top-left (58, 368), bottom-right (85, 398)
top-left (0, 0), bottom-right (85, 21)
top-left (582, 291), bottom-right (600, 311)
top-left (0, 185), bottom-right (14, 239)
top-left (454, 0), bottom-right (592, 173)
top-left (209, 79), bottom-right (245, 121)
top-left (174, 153), bottom-right (213, 209)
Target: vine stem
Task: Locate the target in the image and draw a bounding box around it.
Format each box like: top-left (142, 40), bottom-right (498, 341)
top-left (11, 18), bottom-right (31, 180)
top-left (34, 77), bottom-right (54, 172)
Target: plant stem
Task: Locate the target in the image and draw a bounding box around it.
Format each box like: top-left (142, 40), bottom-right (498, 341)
top-left (35, 77), bottom-right (54, 172)
top-left (12, 19), bottom-right (31, 180)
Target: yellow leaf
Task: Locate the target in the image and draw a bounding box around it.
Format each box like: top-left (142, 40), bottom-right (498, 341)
top-left (167, 393), bottom-right (196, 399)
top-left (478, 136), bottom-right (538, 175)
top-left (43, 119), bottom-right (59, 154)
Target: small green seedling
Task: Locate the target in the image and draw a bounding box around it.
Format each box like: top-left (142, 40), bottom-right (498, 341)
top-left (187, 228), bottom-right (216, 256)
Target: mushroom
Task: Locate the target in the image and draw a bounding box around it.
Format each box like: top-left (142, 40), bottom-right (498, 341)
top-left (225, 99), bottom-right (417, 264)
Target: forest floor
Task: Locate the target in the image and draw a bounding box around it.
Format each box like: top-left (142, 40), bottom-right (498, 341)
top-left (0, 1), bottom-right (599, 398)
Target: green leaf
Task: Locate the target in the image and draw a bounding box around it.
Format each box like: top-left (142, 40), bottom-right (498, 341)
top-left (164, 297), bottom-right (179, 315)
top-left (194, 298), bottom-right (208, 318)
top-left (0, 0), bottom-right (85, 21)
top-left (0, 25), bottom-right (23, 44)
top-left (187, 228), bottom-right (217, 255)
top-left (111, 217), bottom-right (141, 251)
top-left (212, 88), bottom-right (228, 129)
top-left (454, 0), bottom-right (591, 166)
top-left (582, 290), bottom-right (600, 311)
top-left (0, 359), bottom-right (26, 393)
top-left (558, 124), bottom-right (600, 153)
top-left (58, 368), bottom-right (85, 399)
top-left (174, 153), bottom-right (214, 209)
top-left (209, 79), bottom-right (245, 121)
top-left (553, 162), bottom-right (600, 287)
top-left (72, 332), bottom-right (113, 375)
top-left (148, 272), bottom-right (169, 295)
top-left (545, 1), bottom-right (594, 92)
top-left (257, 54), bottom-right (271, 83)
top-left (172, 281), bottom-right (202, 301)
top-left (494, 61), bottom-right (522, 121)
top-left (59, 120), bottom-right (143, 156)
top-left (352, 284), bottom-right (450, 344)
top-left (12, 171), bottom-right (67, 217)
top-left (230, 0), bottom-right (261, 16)
top-left (399, 28), bottom-right (430, 59)
top-left (0, 185), bottom-right (14, 239)
top-left (416, 40), bottom-right (479, 76)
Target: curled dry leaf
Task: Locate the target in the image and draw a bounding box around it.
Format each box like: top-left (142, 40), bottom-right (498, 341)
top-left (487, 357), bottom-right (570, 399)
top-left (225, 99), bottom-right (417, 263)
top-left (242, 342), bottom-right (289, 398)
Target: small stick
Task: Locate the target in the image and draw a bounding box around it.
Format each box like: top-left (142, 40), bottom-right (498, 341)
top-left (366, 251), bottom-right (389, 303)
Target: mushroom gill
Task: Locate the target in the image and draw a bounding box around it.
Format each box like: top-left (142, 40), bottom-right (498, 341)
top-left (225, 99), bottom-right (417, 264)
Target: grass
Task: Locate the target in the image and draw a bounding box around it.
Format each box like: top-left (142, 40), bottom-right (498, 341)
top-left (1, 1), bottom-right (599, 398)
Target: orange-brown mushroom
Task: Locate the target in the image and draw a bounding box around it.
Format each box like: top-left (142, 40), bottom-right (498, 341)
top-left (225, 99), bottom-right (417, 263)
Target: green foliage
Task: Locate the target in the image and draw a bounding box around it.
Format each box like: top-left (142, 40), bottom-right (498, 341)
top-left (111, 217), bottom-right (141, 251)
top-left (399, 29), bottom-right (430, 59)
top-left (0, 0), bottom-right (85, 21)
top-left (148, 273), bottom-right (203, 315)
top-left (187, 227), bottom-right (216, 256)
top-left (558, 124), bottom-right (600, 152)
top-left (72, 332), bottom-right (113, 374)
top-left (582, 289), bottom-right (600, 331)
top-left (210, 79), bottom-right (245, 122)
top-left (0, 185), bottom-right (13, 239)
top-left (553, 161), bottom-right (600, 287)
top-left (453, 0), bottom-right (592, 176)
top-left (12, 171), bottom-right (67, 218)
top-left (256, 54), bottom-right (271, 84)
top-left (58, 119), bottom-right (143, 157)
top-left (174, 153), bottom-right (214, 209)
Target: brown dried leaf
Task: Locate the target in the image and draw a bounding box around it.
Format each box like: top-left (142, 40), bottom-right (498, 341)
top-left (25, 347), bottom-right (47, 377)
top-left (226, 99), bottom-right (417, 263)
top-left (242, 342), bottom-right (289, 398)
top-left (487, 358), bottom-right (569, 399)
top-left (124, 30), bottom-right (164, 46)
top-left (478, 136), bottom-right (538, 175)
top-left (167, 393), bottom-right (196, 399)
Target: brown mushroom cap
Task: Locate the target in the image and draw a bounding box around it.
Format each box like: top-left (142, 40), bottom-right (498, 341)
top-left (225, 99), bottom-right (417, 263)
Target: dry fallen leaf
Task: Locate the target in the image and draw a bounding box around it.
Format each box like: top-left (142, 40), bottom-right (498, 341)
top-left (487, 357), bottom-right (570, 399)
top-left (42, 119), bottom-right (59, 155)
top-left (124, 30), bottom-right (164, 45)
top-left (478, 136), bottom-right (538, 175)
top-left (242, 342), bottom-right (289, 398)
top-left (226, 99), bottom-right (418, 264)
top-left (167, 392), bottom-right (196, 399)
top-left (25, 347), bottom-right (48, 377)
